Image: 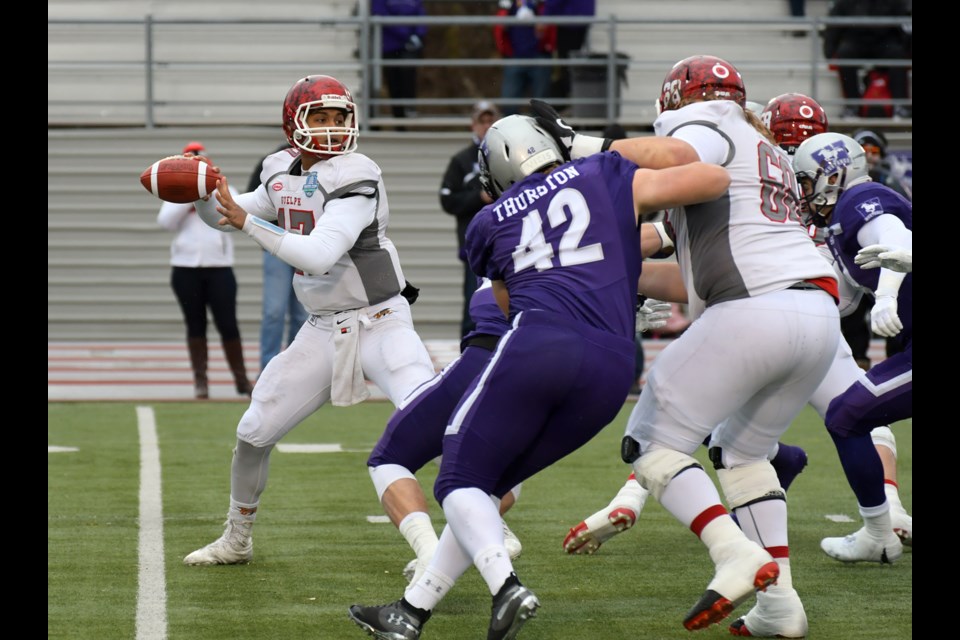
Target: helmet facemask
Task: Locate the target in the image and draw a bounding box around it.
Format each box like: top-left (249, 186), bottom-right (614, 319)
top-left (291, 101), bottom-right (358, 157)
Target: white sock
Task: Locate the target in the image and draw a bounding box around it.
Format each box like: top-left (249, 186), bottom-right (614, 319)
top-left (228, 498), bottom-right (258, 524)
top-left (884, 482), bottom-right (907, 515)
top-left (398, 512), bottom-right (439, 562)
top-left (860, 500), bottom-right (892, 538)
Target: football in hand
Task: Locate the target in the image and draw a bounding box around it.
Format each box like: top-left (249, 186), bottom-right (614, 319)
top-left (140, 156), bottom-right (222, 203)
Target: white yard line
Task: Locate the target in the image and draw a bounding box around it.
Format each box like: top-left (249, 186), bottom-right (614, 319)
top-left (136, 406), bottom-right (168, 640)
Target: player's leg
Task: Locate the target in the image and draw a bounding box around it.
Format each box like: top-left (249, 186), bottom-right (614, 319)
top-left (184, 315), bottom-right (333, 565)
top-left (871, 426), bottom-right (911, 546)
top-left (821, 347), bottom-right (911, 562)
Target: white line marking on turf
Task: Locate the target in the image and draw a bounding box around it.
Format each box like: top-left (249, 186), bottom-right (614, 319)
top-left (136, 406), bottom-right (168, 640)
top-left (825, 514), bottom-right (856, 523)
top-left (48, 446), bottom-right (79, 453)
top-left (366, 515), bottom-right (392, 524)
top-left (277, 443), bottom-right (344, 453)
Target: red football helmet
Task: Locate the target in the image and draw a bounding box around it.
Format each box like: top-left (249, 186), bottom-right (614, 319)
top-left (282, 75), bottom-right (359, 157)
top-left (761, 93), bottom-right (828, 154)
top-left (657, 55), bottom-right (746, 114)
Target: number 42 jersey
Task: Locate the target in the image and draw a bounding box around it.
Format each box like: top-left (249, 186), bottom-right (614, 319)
top-left (464, 152), bottom-right (642, 341)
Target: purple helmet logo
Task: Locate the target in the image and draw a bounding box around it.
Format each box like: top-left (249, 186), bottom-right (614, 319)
top-left (812, 140), bottom-right (852, 174)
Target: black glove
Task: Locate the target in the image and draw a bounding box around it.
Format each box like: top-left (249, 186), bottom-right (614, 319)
top-left (401, 280), bottom-right (420, 305)
top-left (529, 99), bottom-right (613, 161)
top-left (529, 99), bottom-right (575, 162)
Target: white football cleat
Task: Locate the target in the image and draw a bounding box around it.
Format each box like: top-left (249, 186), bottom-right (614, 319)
top-left (890, 510), bottom-right (912, 547)
top-left (502, 519), bottom-right (523, 560)
top-left (729, 585), bottom-right (808, 638)
top-left (183, 519), bottom-right (253, 566)
top-left (820, 526), bottom-right (903, 564)
top-left (683, 539), bottom-right (779, 631)
top-left (563, 489), bottom-right (646, 555)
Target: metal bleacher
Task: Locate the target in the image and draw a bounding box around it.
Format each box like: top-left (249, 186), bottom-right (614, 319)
top-left (48, 0), bottom-right (911, 345)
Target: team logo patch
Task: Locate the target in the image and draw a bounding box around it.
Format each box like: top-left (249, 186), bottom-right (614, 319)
top-left (271, 182), bottom-right (283, 191)
top-left (811, 141), bottom-right (852, 174)
top-left (303, 171), bottom-right (319, 197)
top-left (855, 197), bottom-right (884, 218)
top-left (372, 308), bottom-right (395, 320)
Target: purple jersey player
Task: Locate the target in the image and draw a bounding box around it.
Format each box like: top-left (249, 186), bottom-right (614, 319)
top-left (349, 114), bottom-right (729, 640)
top-left (794, 132), bottom-right (913, 563)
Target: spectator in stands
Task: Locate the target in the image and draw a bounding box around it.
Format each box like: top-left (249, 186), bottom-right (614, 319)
top-left (439, 100), bottom-right (501, 338)
top-left (786, 0), bottom-right (807, 37)
top-left (852, 129), bottom-right (912, 201)
top-left (246, 143), bottom-right (309, 376)
top-left (543, 1), bottom-right (596, 104)
top-left (156, 141), bottom-right (253, 399)
top-left (372, 0), bottom-right (427, 120)
top-left (494, 0), bottom-right (556, 115)
top-left (822, 0), bottom-right (912, 119)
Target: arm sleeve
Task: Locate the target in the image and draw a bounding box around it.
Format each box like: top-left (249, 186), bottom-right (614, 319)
top-left (194, 185), bottom-right (274, 232)
top-left (242, 192), bottom-right (377, 275)
top-left (856, 213), bottom-right (912, 251)
top-left (156, 201), bottom-right (192, 231)
top-left (668, 124), bottom-right (729, 165)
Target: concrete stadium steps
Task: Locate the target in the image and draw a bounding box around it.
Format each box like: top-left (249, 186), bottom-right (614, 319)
top-left (48, 127), bottom-right (475, 342)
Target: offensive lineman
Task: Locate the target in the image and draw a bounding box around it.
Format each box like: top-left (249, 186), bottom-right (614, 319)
top-left (530, 55), bottom-right (840, 634)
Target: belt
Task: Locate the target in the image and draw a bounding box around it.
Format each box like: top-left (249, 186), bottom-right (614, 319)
top-left (463, 334), bottom-right (500, 351)
top-left (787, 282), bottom-right (821, 291)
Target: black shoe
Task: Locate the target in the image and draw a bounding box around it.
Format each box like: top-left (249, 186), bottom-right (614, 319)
top-left (348, 599), bottom-right (429, 640)
top-left (488, 574), bottom-right (540, 640)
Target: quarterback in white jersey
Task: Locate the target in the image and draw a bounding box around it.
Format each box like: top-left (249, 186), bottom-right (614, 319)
top-left (183, 75), bottom-right (436, 567)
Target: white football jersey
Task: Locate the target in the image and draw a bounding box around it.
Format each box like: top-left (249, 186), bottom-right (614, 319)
top-left (236, 149), bottom-right (406, 315)
top-left (654, 101), bottom-right (835, 308)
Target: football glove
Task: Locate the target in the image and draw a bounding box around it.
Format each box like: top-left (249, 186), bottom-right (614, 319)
top-left (529, 99), bottom-right (611, 162)
top-left (854, 244), bottom-right (912, 273)
top-left (636, 298), bottom-right (673, 333)
top-left (870, 295), bottom-right (902, 338)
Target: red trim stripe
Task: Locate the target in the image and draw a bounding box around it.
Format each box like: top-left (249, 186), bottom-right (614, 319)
top-left (766, 545), bottom-right (790, 559)
top-left (690, 504), bottom-right (728, 537)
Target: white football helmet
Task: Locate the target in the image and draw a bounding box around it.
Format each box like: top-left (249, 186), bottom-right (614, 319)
top-left (792, 132), bottom-right (871, 223)
top-left (478, 115), bottom-right (564, 198)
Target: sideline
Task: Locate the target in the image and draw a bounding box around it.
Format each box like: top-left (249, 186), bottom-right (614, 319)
top-left (136, 406), bottom-right (168, 640)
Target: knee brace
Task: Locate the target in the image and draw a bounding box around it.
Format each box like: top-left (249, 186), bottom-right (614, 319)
top-left (369, 463), bottom-right (416, 501)
top-left (870, 426), bottom-right (897, 458)
top-left (632, 448), bottom-right (703, 500)
top-left (717, 460), bottom-right (784, 510)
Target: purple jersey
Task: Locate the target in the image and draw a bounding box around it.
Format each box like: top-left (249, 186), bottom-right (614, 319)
top-left (825, 182), bottom-right (913, 340)
top-left (463, 279), bottom-right (511, 343)
top-left (464, 152), bottom-right (642, 341)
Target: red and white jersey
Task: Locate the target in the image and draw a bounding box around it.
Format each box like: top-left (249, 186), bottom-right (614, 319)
top-left (237, 149), bottom-right (406, 315)
top-left (654, 101), bottom-right (836, 308)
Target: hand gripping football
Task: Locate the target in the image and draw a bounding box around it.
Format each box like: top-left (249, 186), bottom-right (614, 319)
top-left (140, 155), bottom-right (222, 203)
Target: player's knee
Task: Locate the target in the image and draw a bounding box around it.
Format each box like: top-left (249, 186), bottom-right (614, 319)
top-left (369, 464), bottom-right (417, 501)
top-left (717, 460), bottom-right (784, 510)
top-left (632, 448), bottom-right (703, 500)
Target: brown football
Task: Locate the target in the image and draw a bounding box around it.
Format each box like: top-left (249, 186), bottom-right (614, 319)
top-left (139, 156), bottom-right (222, 203)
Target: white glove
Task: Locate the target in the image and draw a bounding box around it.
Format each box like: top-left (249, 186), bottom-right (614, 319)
top-left (636, 298), bottom-right (673, 333)
top-left (870, 295), bottom-right (903, 338)
top-left (855, 244), bottom-right (912, 273)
